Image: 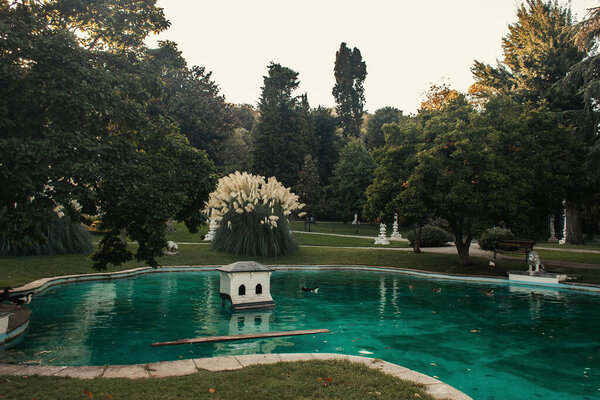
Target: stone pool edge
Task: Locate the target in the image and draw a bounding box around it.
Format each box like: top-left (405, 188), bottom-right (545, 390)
top-left (0, 353), bottom-right (472, 400)
top-left (10, 264), bottom-right (600, 295)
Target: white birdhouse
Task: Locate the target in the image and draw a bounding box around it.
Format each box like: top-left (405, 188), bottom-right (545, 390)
top-left (218, 261), bottom-right (275, 310)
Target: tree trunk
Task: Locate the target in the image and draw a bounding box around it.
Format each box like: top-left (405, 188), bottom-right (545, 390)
top-left (451, 217), bottom-right (472, 266)
top-left (119, 228), bottom-right (127, 246)
top-left (413, 225), bottom-right (422, 253)
top-left (456, 240), bottom-right (471, 266)
top-left (566, 201), bottom-right (584, 244)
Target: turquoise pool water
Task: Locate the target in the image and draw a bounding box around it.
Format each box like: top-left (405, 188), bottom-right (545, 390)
top-left (2, 269), bottom-right (599, 400)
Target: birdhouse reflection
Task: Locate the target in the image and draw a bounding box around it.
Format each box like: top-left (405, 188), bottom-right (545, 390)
top-left (227, 310), bottom-right (273, 335)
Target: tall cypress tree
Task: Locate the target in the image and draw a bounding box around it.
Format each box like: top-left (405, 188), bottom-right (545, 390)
top-left (333, 42), bottom-right (367, 139)
top-left (252, 63), bottom-right (311, 187)
top-left (312, 107), bottom-right (341, 185)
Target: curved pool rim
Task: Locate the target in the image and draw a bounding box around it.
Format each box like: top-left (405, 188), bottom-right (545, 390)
top-left (5, 264), bottom-right (599, 400)
top-left (10, 264), bottom-right (600, 298)
top-left (0, 353), bottom-right (473, 400)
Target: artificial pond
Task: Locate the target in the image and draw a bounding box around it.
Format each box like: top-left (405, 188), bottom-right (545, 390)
top-left (2, 268), bottom-right (599, 400)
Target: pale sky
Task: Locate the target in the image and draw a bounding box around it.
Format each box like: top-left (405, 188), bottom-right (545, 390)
top-left (147, 0), bottom-right (598, 114)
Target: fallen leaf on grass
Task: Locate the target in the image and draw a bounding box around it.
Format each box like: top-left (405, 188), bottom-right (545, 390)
top-left (106, 396), bottom-right (112, 399)
top-left (325, 377), bottom-right (333, 383)
top-left (375, 391), bottom-right (382, 396)
top-left (414, 394), bottom-right (421, 398)
top-left (208, 388), bottom-right (216, 394)
top-left (83, 391), bottom-right (93, 399)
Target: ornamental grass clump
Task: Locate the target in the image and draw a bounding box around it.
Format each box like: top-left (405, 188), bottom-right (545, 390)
top-left (206, 172), bottom-right (305, 256)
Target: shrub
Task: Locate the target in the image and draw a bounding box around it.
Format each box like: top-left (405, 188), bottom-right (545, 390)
top-left (206, 172), bottom-right (305, 256)
top-left (405, 225), bottom-right (454, 247)
top-left (0, 214), bottom-right (93, 256)
top-left (477, 227), bottom-right (515, 250)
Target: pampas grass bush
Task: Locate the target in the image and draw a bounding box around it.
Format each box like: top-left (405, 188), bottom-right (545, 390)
top-left (206, 171), bottom-right (305, 256)
top-left (0, 210), bottom-right (93, 256)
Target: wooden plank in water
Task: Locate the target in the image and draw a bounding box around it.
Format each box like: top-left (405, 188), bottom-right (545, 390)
top-left (151, 328), bottom-right (330, 347)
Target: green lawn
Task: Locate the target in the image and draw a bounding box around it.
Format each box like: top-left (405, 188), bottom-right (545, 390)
top-left (535, 250), bottom-right (600, 265)
top-left (3, 242), bottom-right (600, 288)
top-left (535, 242), bottom-right (600, 251)
top-left (0, 360), bottom-right (437, 400)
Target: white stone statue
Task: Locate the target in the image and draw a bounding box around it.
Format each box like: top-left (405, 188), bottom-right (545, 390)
top-left (390, 213), bottom-right (402, 240)
top-left (166, 241), bottom-right (178, 255)
top-left (559, 200), bottom-right (567, 245)
top-left (351, 213), bottom-right (358, 225)
top-left (527, 251), bottom-right (543, 273)
top-left (204, 209), bottom-right (217, 241)
top-left (374, 223), bottom-right (390, 245)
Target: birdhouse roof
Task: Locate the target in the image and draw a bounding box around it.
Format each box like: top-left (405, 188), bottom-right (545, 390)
top-left (217, 261), bottom-right (273, 273)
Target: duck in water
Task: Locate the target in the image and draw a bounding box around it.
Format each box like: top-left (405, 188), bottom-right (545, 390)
top-left (301, 286), bottom-right (319, 293)
top-left (5, 291), bottom-right (33, 306)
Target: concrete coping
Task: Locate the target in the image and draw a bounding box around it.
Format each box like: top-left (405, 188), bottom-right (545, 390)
top-left (0, 353), bottom-right (472, 400)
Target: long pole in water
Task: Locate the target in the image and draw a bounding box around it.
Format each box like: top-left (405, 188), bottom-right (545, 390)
top-left (151, 328), bottom-right (330, 347)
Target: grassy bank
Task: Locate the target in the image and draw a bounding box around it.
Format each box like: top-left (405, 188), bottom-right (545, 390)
top-left (2, 242), bottom-right (600, 288)
top-left (0, 360), bottom-right (438, 400)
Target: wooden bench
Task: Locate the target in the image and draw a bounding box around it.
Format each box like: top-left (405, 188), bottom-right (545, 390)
top-left (492, 240), bottom-right (534, 261)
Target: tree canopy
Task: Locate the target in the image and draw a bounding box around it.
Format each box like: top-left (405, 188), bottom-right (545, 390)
top-left (330, 139), bottom-right (375, 223)
top-left (364, 107), bottom-right (401, 149)
top-left (366, 89), bottom-right (581, 264)
top-left (251, 63), bottom-right (313, 187)
top-left (470, 0), bottom-right (584, 109)
top-left (0, 0), bottom-right (216, 268)
top-left (333, 42), bottom-right (367, 139)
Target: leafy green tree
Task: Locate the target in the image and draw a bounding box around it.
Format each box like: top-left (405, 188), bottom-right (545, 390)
top-left (333, 42), bottom-right (367, 139)
top-left (148, 41), bottom-right (235, 167)
top-left (558, 6), bottom-right (600, 241)
top-left (471, 0), bottom-right (590, 244)
top-left (470, 0), bottom-right (584, 109)
top-left (218, 128), bottom-right (253, 174)
top-left (364, 107), bottom-right (401, 149)
top-left (365, 117), bottom-right (431, 252)
top-left (252, 63), bottom-right (312, 187)
top-left (311, 107), bottom-right (341, 185)
top-left (297, 155), bottom-right (323, 231)
top-left (367, 90), bottom-right (581, 264)
top-left (0, 0), bottom-right (216, 268)
top-left (232, 104), bottom-right (257, 131)
top-left (330, 139), bottom-right (375, 231)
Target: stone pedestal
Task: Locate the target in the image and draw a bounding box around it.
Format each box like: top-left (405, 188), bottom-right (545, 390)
top-left (558, 201), bottom-right (567, 245)
top-left (374, 223), bottom-right (390, 245)
top-left (390, 213), bottom-right (402, 240)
